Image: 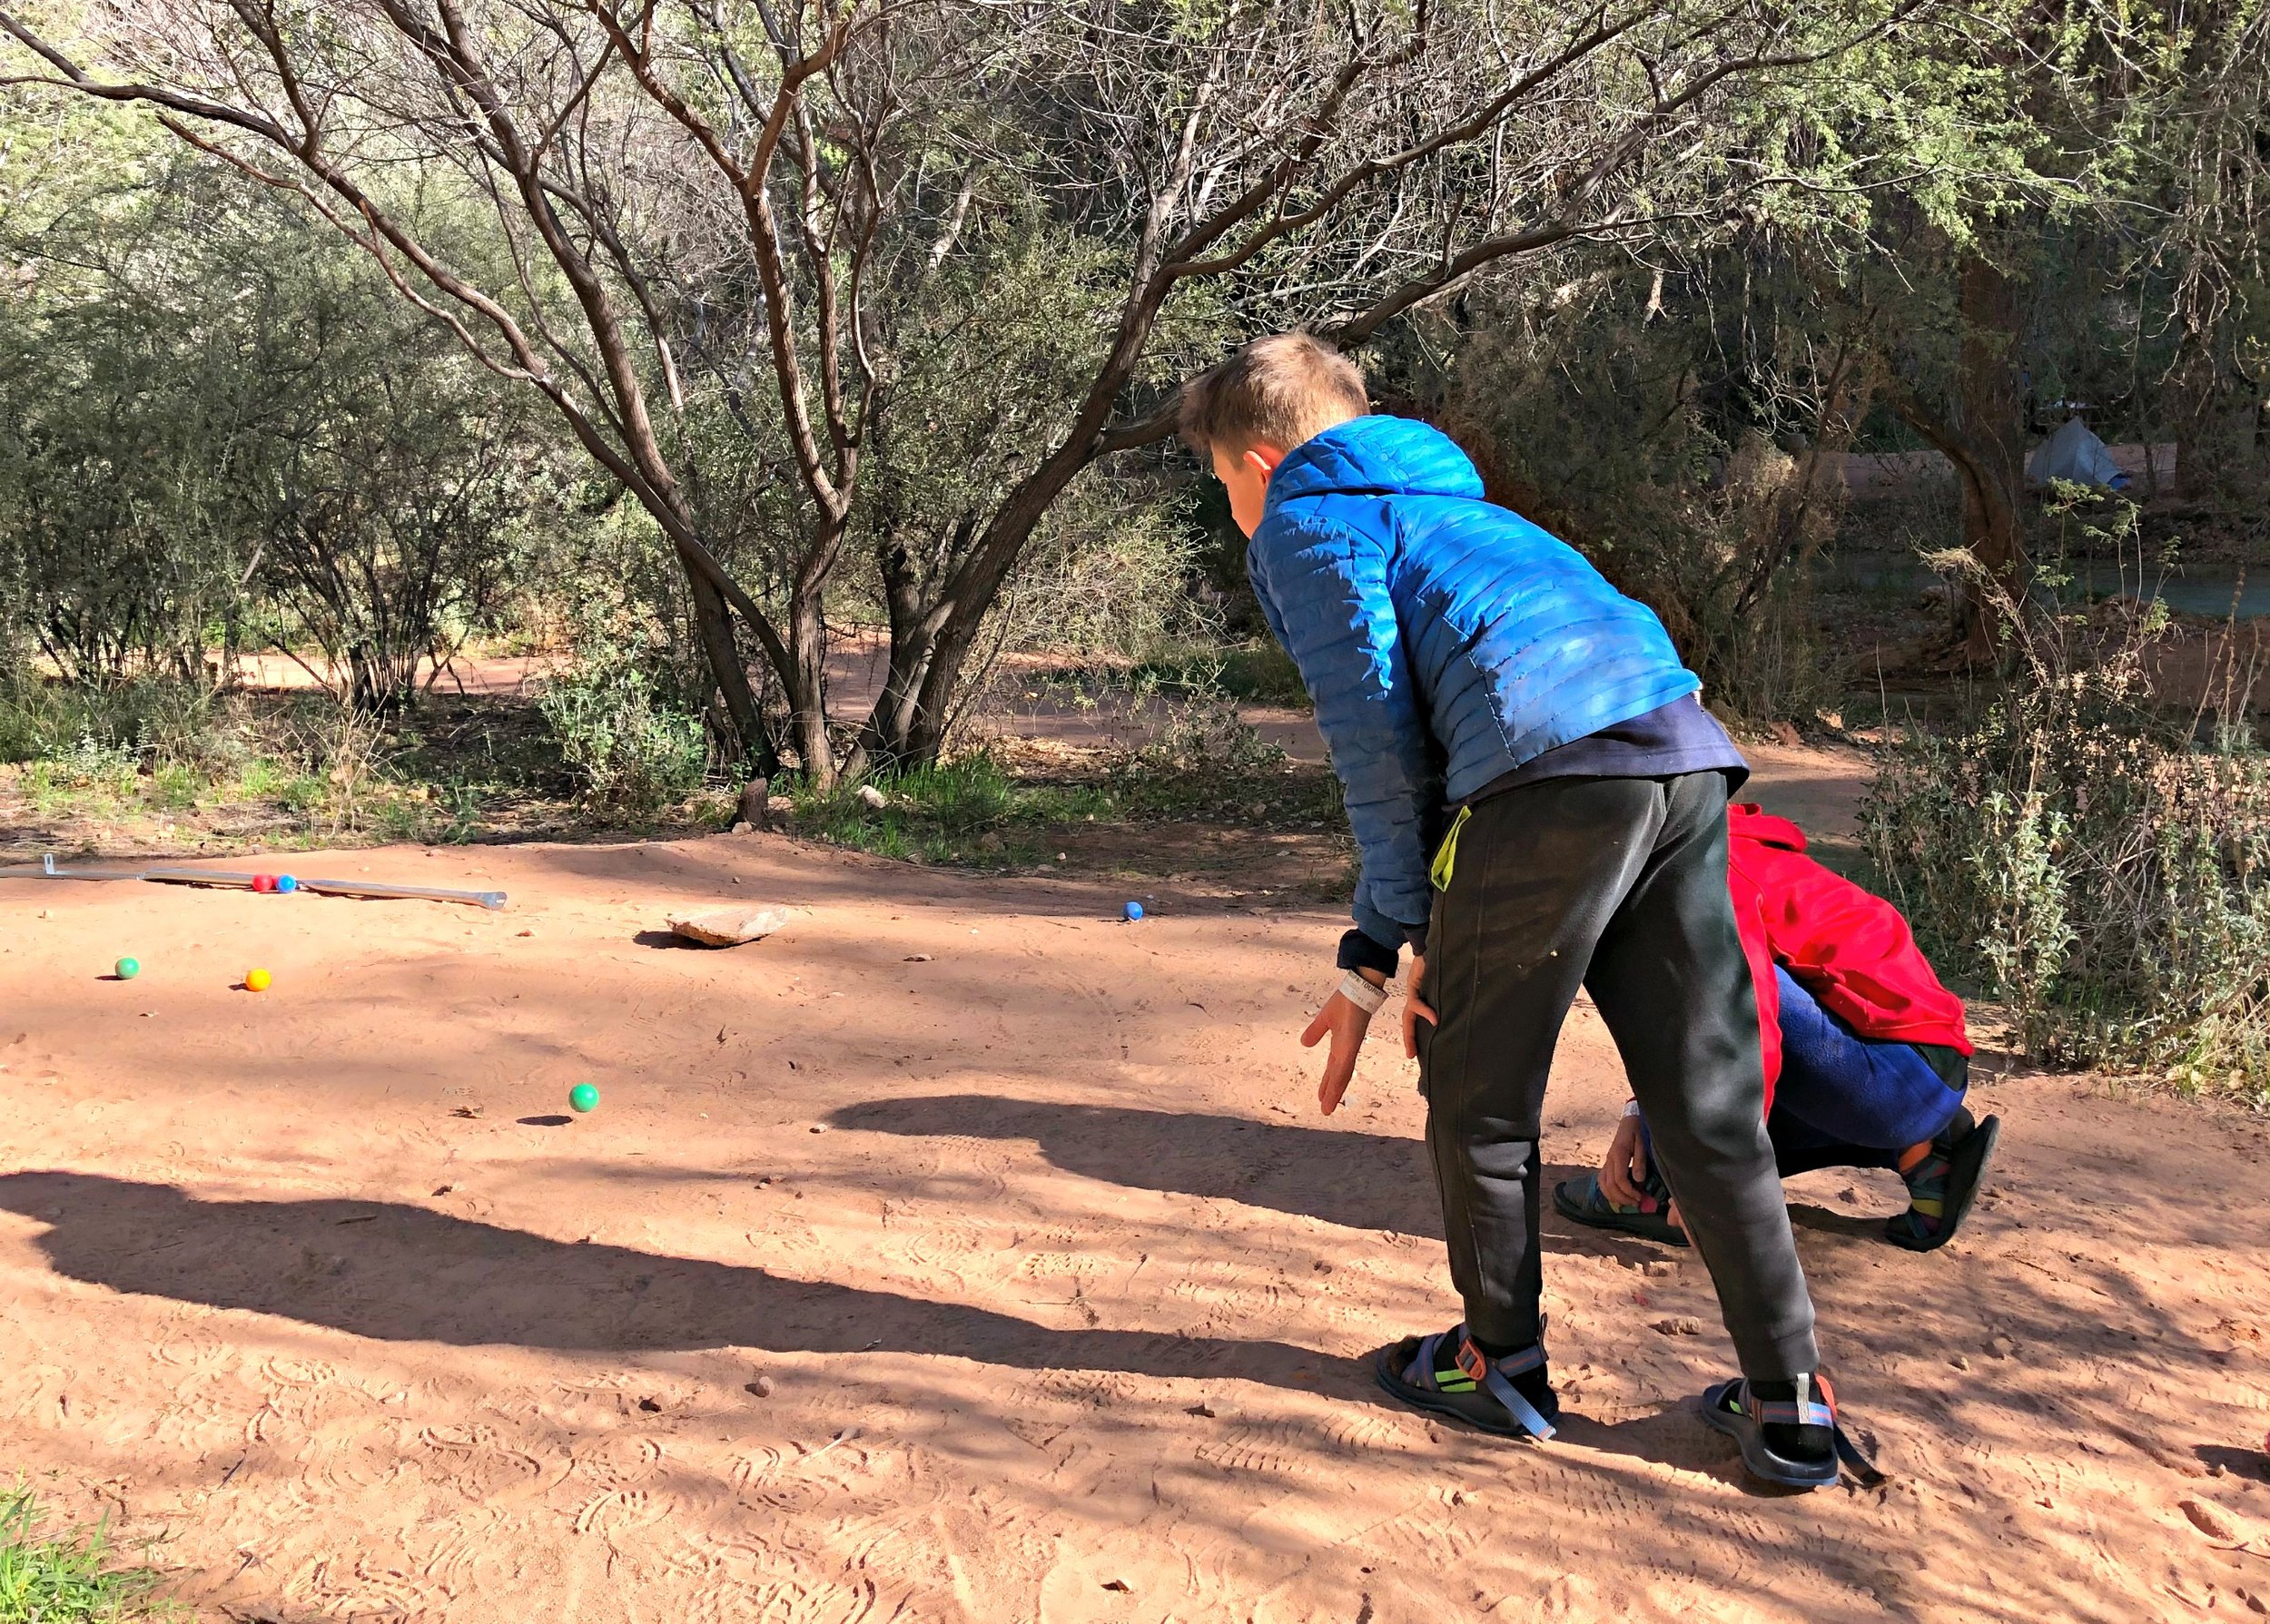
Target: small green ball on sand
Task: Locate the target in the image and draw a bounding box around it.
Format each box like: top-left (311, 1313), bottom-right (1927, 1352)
top-left (114, 957), bottom-right (140, 980)
top-left (569, 1083), bottom-right (600, 1114)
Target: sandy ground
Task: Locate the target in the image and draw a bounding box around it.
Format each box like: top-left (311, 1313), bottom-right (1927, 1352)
top-left (4, 766), bottom-right (2270, 1622)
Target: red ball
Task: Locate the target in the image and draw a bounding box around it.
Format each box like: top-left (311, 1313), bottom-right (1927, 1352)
top-left (252, 874), bottom-right (275, 893)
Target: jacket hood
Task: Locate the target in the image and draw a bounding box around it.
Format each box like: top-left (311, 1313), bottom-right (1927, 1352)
top-left (1728, 802), bottom-right (1806, 852)
top-left (1266, 415), bottom-right (1486, 508)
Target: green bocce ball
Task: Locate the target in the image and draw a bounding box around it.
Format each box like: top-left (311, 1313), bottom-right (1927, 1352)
top-left (568, 1083), bottom-right (600, 1114)
top-left (114, 957), bottom-right (140, 980)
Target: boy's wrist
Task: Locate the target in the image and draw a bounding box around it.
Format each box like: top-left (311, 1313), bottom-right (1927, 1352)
top-left (1337, 970), bottom-right (1389, 1015)
top-left (1337, 926), bottom-right (1401, 977)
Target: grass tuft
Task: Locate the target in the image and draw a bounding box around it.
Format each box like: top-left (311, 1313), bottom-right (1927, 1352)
top-left (0, 1487), bottom-right (175, 1623)
top-left (785, 753), bottom-right (1114, 867)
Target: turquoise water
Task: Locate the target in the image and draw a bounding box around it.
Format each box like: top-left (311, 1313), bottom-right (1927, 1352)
top-left (1830, 555), bottom-right (2269, 620)
top-left (2147, 579), bottom-right (2270, 620)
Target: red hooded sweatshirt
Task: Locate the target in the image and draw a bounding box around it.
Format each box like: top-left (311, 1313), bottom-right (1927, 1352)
top-left (1726, 803), bottom-right (1972, 1113)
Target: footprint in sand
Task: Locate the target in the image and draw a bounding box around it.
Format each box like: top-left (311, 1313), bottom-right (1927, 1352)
top-left (407, 1509), bottom-right (519, 1597)
top-left (728, 1443), bottom-right (862, 1514)
top-left (148, 1324), bottom-right (237, 1374)
top-left (682, 1574), bottom-right (879, 1624)
top-left (1026, 1368), bottom-right (1140, 1409)
top-left (571, 1486), bottom-right (672, 1538)
top-left (1317, 1409), bottom-right (1403, 1458)
top-left (573, 1430), bottom-right (665, 1489)
top-left (1193, 1417), bottom-right (1319, 1481)
top-left (290, 1555), bottom-right (454, 1624)
top-left (413, 1422), bottom-right (555, 1504)
top-left (259, 1353), bottom-right (340, 1389)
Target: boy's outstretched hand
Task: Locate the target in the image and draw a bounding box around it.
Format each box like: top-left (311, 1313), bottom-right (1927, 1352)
top-left (1301, 960), bottom-right (1433, 1115)
top-left (1301, 981), bottom-right (1375, 1116)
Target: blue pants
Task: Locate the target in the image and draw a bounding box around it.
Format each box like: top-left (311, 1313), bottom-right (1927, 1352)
top-left (1767, 967), bottom-right (1965, 1166)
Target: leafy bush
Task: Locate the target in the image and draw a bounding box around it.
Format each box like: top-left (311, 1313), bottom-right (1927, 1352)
top-left (25, 733), bottom-right (138, 797)
top-left (1126, 639), bottom-right (1309, 706)
top-left (0, 674), bottom-right (236, 772)
top-left (1105, 692), bottom-right (1343, 825)
top-left (538, 644), bottom-right (709, 815)
top-left (1861, 551), bottom-right (2270, 1102)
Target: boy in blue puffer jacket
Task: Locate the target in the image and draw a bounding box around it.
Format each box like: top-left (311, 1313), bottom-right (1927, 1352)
top-left (1179, 334), bottom-right (1874, 1491)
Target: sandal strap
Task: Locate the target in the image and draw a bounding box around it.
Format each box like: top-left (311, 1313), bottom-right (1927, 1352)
top-left (1729, 1374), bottom-right (1834, 1429)
top-left (1406, 1330), bottom-right (1455, 1389)
top-left (1752, 1397), bottom-right (1836, 1426)
top-left (1833, 1424), bottom-right (1886, 1488)
top-left (1728, 1375), bottom-right (1885, 1487)
top-left (1455, 1329), bottom-right (1556, 1441)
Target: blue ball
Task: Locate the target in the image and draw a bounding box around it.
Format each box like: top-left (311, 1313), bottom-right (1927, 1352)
top-left (1123, 901), bottom-right (1144, 921)
top-left (275, 874), bottom-right (298, 893)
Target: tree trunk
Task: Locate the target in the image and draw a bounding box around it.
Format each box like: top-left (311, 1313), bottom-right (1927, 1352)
top-left (785, 561), bottom-right (836, 790)
top-left (686, 566), bottom-right (774, 777)
top-left (1953, 255), bottom-right (2028, 661)
top-left (855, 517), bottom-right (979, 772)
top-left (882, 457), bottom-right (1094, 767)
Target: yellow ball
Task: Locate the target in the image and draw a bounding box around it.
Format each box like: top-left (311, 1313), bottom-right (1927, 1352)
top-left (244, 968), bottom-right (272, 992)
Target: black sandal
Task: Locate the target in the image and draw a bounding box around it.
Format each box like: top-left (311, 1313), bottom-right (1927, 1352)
top-left (1700, 1373), bottom-right (1883, 1490)
top-left (1374, 1322), bottom-right (1557, 1440)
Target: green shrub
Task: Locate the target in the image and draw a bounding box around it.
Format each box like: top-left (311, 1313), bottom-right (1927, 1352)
top-left (1127, 639), bottom-right (1309, 706)
top-left (538, 643), bottom-right (709, 815)
top-left (0, 674), bottom-right (239, 774)
top-left (1861, 555), bottom-right (2270, 1102)
top-left (30, 733), bottom-right (139, 795)
top-left (1104, 692), bottom-right (1342, 825)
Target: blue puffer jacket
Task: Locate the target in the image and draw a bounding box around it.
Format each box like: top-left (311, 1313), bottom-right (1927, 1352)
top-left (1248, 415), bottom-right (1700, 952)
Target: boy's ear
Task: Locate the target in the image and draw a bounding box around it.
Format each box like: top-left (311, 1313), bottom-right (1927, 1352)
top-left (1241, 442), bottom-right (1287, 482)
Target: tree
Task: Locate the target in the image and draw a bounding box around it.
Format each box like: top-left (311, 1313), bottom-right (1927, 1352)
top-left (0, 128), bottom-right (565, 700)
top-left (1846, 5), bottom-right (2268, 661)
top-left (4, 0), bottom-right (1985, 776)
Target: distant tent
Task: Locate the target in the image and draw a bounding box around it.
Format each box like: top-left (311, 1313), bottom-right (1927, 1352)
top-left (2027, 417), bottom-right (2130, 491)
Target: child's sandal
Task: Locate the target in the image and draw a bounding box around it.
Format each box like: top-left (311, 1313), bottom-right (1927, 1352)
top-left (1700, 1373), bottom-right (1883, 1491)
top-left (1552, 1170), bottom-right (1690, 1248)
top-left (1374, 1322), bottom-right (1557, 1440)
top-left (1886, 1112), bottom-right (2001, 1253)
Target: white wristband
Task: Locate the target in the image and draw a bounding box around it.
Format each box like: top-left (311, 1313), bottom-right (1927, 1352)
top-left (1622, 1099), bottom-right (1643, 1118)
top-left (1337, 970), bottom-right (1389, 1016)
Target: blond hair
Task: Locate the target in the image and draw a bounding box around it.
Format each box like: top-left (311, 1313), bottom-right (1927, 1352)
top-left (1178, 332), bottom-right (1369, 458)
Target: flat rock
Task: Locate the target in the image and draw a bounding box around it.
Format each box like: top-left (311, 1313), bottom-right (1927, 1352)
top-left (666, 906), bottom-right (788, 948)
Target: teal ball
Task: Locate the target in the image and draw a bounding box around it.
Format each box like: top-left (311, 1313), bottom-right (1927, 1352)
top-left (568, 1083), bottom-right (600, 1114)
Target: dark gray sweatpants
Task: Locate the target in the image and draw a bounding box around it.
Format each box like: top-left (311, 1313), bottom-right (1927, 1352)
top-left (1416, 770), bottom-right (1821, 1379)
